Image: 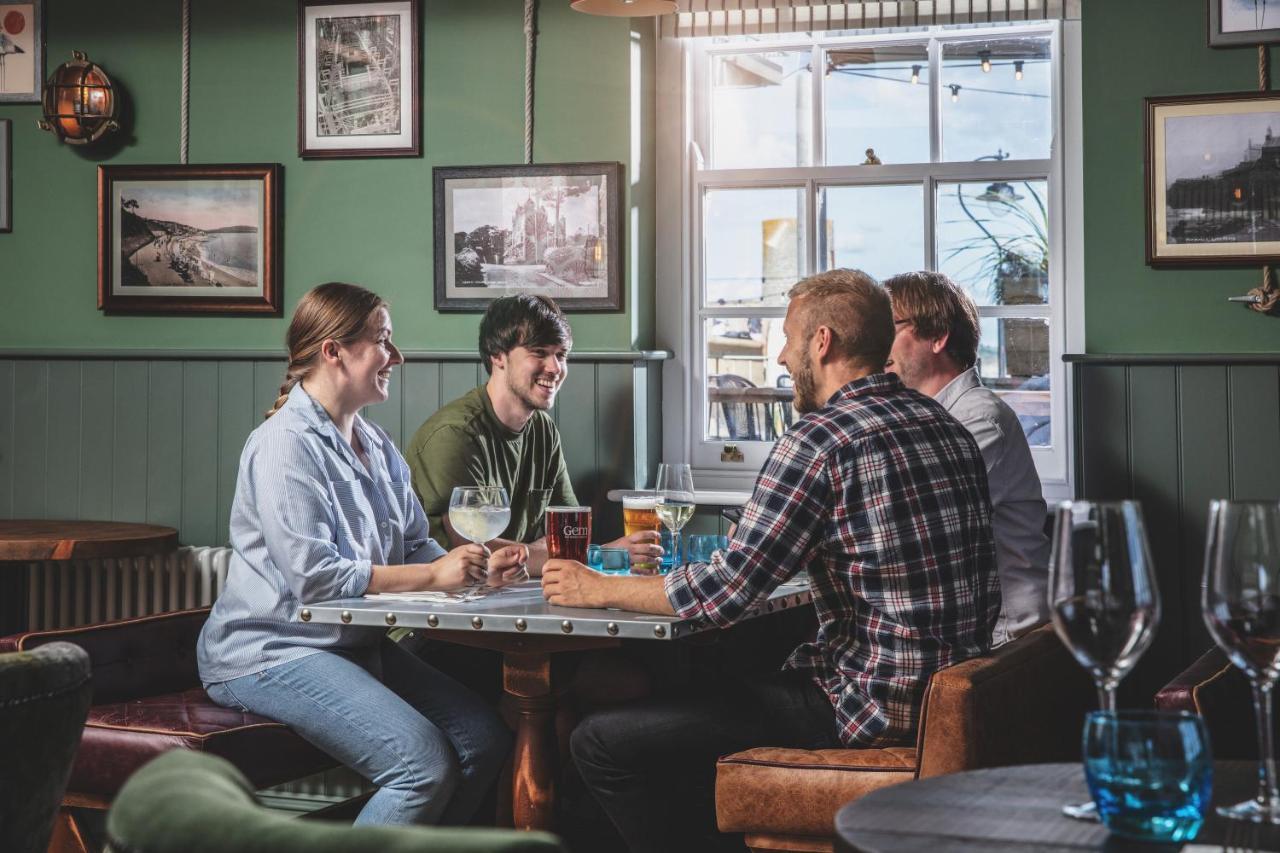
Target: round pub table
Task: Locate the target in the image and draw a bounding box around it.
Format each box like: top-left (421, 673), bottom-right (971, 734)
top-left (0, 520), bottom-right (179, 635)
top-left (836, 761), bottom-right (1280, 852)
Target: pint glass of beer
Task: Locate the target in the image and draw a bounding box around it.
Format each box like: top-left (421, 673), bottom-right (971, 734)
top-left (546, 506), bottom-right (592, 563)
top-left (623, 494), bottom-right (661, 573)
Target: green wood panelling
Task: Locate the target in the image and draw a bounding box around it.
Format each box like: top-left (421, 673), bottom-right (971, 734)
top-left (112, 363), bottom-right (149, 523)
top-left (1076, 365), bottom-right (1129, 499)
top-left (0, 362), bottom-right (13, 518)
top-left (45, 362), bottom-right (82, 520)
top-left (1228, 366), bottom-right (1280, 500)
top-left (2, 356), bottom-right (656, 548)
top-left (147, 362), bottom-right (184, 532)
top-left (79, 363), bottom-right (115, 521)
top-left (181, 363), bottom-right (221, 547)
top-left (12, 362), bottom-right (48, 518)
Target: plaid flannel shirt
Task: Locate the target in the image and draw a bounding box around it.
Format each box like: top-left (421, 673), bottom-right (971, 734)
top-left (665, 372), bottom-right (999, 746)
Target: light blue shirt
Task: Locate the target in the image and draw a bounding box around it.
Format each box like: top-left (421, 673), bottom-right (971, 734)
top-left (198, 383), bottom-right (447, 684)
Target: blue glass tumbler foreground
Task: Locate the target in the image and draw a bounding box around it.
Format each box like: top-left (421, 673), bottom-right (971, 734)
top-left (686, 534), bottom-right (729, 564)
top-left (1083, 710), bottom-right (1212, 843)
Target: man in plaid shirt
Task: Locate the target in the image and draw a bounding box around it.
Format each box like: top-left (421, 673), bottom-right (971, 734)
top-left (542, 269), bottom-right (999, 852)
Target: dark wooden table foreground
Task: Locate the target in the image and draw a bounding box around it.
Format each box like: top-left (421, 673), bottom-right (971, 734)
top-left (836, 762), bottom-right (1280, 852)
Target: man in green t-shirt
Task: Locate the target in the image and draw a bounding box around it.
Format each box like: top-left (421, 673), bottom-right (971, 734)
top-left (406, 294), bottom-right (661, 575)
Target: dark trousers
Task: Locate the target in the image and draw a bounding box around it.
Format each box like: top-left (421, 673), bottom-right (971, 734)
top-left (568, 668), bottom-right (841, 853)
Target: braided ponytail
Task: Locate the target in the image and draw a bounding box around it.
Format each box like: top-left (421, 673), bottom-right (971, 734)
top-left (264, 282), bottom-right (388, 419)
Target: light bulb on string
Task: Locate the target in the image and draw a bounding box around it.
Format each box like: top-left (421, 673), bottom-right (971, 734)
top-left (911, 64), bottom-right (921, 84)
top-left (949, 84), bottom-right (961, 103)
top-left (979, 51), bottom-right (991, 73)
top-left (1014, 60), bottom-right (1024, 81)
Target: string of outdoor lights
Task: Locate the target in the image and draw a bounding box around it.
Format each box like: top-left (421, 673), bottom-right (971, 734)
top-left (827, 53), bottom-right (1049, 102)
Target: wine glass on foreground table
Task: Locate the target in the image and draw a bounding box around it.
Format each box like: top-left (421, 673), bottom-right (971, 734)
top-left (1203, 500), bottom-right (1280, 823)
top-left (448, 486), bottom-right (512, 581)
top-left (1048, 500), bottom-right (1162, 820)
top-left (655, 464), bottom-right (695, 571)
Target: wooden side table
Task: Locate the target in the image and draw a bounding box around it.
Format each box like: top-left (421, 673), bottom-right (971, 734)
top-left (0, 520), bottom-right (179, 635)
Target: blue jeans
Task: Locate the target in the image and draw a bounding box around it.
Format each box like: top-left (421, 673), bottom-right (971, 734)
top-left (206, 638), bottom-right (511, 826)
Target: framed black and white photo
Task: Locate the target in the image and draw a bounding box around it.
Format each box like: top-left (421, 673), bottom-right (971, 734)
top-left (0, 119), bottom-right (10, 233)
top-left (1209, 0), bottom-right (1280, 47)
top-left (97, 164), bottom-right (282, 315)
top-left (433, 162), bottom-right (625, 312)
top-left (0, 1), bottom-right (43, 103)
top-left (298, 0), bottom-right (419, 158)
top-left (1146, 92), bottom-right (1280, 267)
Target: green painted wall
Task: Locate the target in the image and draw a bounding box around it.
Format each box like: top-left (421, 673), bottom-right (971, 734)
top-left (0, 0), bottom-right (653, 351)
top-left (1083, 0), bottom-right (1280, 352)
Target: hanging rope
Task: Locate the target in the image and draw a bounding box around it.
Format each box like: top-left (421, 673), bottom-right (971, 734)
top-left (180, 0), bottom-right (190, 165)
top-left (1246, 45), bottom-right (1280, 314)
top-left (523, 0), bottom-right (538, 164)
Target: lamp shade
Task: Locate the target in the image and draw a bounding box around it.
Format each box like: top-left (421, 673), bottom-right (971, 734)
top-left (37, 51), bottom-right (119, 145)
top-left (571, 0), bottom-right (677, 16)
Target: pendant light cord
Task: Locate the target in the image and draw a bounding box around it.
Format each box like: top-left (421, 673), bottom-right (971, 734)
top-left (523, 0), bottom-right (538, 164)
top-left (180, 0), bottom-right (190, 165)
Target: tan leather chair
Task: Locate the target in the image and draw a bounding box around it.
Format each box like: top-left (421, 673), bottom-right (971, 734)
top-left (1155, 646), bottom-right (1259, 760)
top-left (714, 624), bottom-right (1093, 852)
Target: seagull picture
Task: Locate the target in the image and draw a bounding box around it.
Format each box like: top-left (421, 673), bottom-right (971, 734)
top-left (0, 33), bottom-right (23, 91)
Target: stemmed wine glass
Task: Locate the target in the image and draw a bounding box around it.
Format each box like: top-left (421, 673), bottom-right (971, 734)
top-left (448, 486), bottom-right (512, 582)
top-left (1048, 500), bottom-right (1162, 820)
top-left (655, 463), bottom-right (696, 570)
top-left (1202, 500), bottom-right (1280, 823)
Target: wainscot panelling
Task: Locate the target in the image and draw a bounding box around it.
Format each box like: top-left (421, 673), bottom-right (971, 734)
top-left (0, 351), bottom-right (667, 547)
top-left (1071, 354), bottom-right (1280, 703)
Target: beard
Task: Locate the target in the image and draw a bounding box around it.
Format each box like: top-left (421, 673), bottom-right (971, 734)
top-left (506, 368), bottom-right (556, 412)
top-left (790, 352), bottom-right (822, 415)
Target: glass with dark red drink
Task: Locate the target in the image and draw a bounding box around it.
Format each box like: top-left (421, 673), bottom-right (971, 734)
top-left (546, 506), bottom-right (592, 563)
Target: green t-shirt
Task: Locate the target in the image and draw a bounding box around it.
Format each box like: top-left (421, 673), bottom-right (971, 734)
top-left (406, 385), bottom-right (577, 546)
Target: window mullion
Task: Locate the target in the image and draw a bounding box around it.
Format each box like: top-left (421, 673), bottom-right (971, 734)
top-left (811, 43), bottom-right (824, 168)
top-left (928, 37), bottom-right (941, 164)
top-left (924, 175), bottom-right (937, 270)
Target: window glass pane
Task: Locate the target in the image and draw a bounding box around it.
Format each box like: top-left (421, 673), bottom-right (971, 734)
top-left (704, 317), bottom-right (793, 441)
top-left (824, 44), bottom-right (930, 166)
top-left (978, 316), bottom-right (1050, 447)
top-left (936, 179), bottom-right (1049, 307)
top-left (711, 50), bottom-right (813, 169)
top-left (704, 187), bottom-right (805, 307)
top-left (941, 36), bottom-right (1051, 162)
top-left (819, 184), bottom-right (925, 280)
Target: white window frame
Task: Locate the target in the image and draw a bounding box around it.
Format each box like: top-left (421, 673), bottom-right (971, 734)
top-left (655, 19), bottom-right (1084, 501)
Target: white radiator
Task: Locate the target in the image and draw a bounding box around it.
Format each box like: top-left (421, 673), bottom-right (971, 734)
top-left (24, 544), bottom-right (372, 808)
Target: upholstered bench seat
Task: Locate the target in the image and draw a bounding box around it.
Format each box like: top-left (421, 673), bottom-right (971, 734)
top-left (70, 686), bottom-right (334, 799)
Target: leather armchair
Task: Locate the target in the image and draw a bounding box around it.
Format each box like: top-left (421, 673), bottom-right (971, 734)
top-left (0, 608), bottom-right (337, 853)
top-left (714, 624), bottom-right (1093, 852)
top-left (107, 750), bottom-right (564, 853)
top-left (0, 641), bottom-right (92, 853)
top-left (1154, 646), bottom-right (1259, 760)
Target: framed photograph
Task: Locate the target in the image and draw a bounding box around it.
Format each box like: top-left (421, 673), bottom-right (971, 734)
top-left (1209, 0), bottom-right (1280, 47)
top-left (97, 164), bottom-right (283, 315)
top-left (0, 1), bottom-right (44, 103)
top-left (1146, 92), bottom-right (1280, 267)
top-left (433, 162), bottom-right (625, 312)
top-left (0, 119), bottom-right (10, 233)
top-left (298, 0), bottom-right (419, 159)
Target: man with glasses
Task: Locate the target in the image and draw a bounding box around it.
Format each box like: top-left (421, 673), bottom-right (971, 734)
top-left (884, 270), bottom-right (1050, 645)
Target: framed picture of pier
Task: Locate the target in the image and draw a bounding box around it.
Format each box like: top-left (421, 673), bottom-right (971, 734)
top-left (433, 162), bottom-right (625, 312)
top-left (1145, 91), bottom-right (1280, 267)
top-left (97, 164), bottom-right (283, 315)
top-left (1209, 0), bottom-right (1280, 48)
top-left (298, 0), bottom-right (419, 159)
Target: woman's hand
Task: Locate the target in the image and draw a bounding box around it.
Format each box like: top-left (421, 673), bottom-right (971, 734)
top-left (485, 543), bottom-right (530, 588)
top-left (428, 544), bottom-right (489, 590)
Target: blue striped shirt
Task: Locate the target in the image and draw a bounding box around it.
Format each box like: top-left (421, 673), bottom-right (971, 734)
top-left (198, 383), bottom-right (447, 684)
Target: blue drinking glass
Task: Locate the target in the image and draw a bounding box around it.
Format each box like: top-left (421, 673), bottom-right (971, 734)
top-left (659, 528), bottom-right (680, 573)
top-left (1083, 710), bottom-right (1212, 843)
top-left (594, 547), bottom-right (630, 575)
top-left (586, 544), bottom-right (603, 571)
top-left (686, 534), bottom-right (729, 564)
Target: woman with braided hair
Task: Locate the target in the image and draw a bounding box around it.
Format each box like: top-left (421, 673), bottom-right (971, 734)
top-left (197, 282), bottom-right (523, 826)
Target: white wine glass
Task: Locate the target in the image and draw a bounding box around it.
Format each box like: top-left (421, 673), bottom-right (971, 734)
top-left (448, 486), bottom-right (512, 582)
top-left (655, 463), bottom-right (695, 569)
top-left (1048, 500), bottom-right (1162, 820)
top-left (1203, 499), bottom-right (1280, 823)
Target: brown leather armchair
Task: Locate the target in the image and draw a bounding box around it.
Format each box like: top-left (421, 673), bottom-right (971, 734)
top-left (1154, 646), bottom-right (1259, 760)
top-left (714, 624), bottom-right (1093, 852)
top-left (0, 608), bottom-right (338, 853)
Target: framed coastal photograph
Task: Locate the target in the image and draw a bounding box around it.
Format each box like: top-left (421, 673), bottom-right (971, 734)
top-left (1146, 92), bottom-right (1280, 266)
top-left (0, 1), bottom-right (43, 103)
top-left (0, 119), bottom-right (10, 233)
top-left (1209, 0), bottom-right (1280, 47)
top-left (97, 164), bottom-right (282, 315)
top-left (433, 162), bottom-right (624, 312)
top-left (297, 0), bottom-right (419, 158)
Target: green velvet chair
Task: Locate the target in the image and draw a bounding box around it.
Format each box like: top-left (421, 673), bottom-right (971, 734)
top-left (0, 641), bottom-right (93, 853)
top-left (105, 750), bottom-right (566, 853)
